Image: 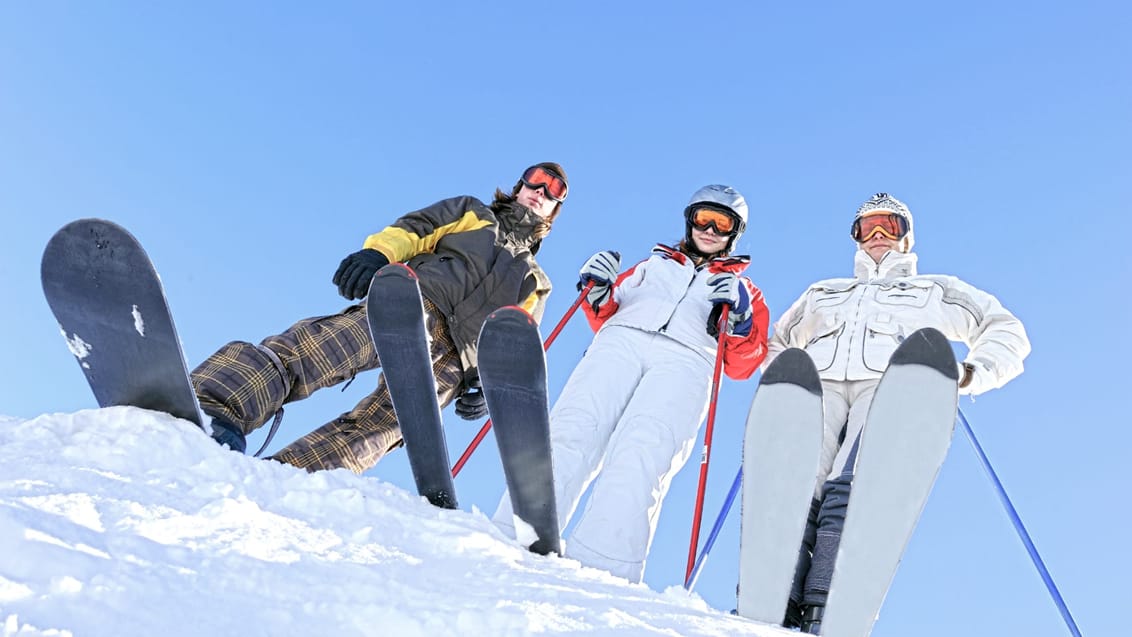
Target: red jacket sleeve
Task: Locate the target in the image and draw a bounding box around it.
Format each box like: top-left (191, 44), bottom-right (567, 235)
top-left (721, 278), bottom-right (769, 380)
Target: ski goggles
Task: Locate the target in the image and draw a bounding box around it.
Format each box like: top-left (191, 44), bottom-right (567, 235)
top-left (850, 212), bottom-right (909, 242)
top-left (520, 166), bottom-right (568, 202)
top-left (687, 205), bottom-right (741, 236)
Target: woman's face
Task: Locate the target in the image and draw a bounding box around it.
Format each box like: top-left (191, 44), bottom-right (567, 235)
top-left (690, 225), bottom-right (731, 255)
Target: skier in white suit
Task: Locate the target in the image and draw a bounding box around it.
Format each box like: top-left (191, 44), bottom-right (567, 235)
top-left (765, 192), bottom-right (1031, 633)
top-left (493, 185), bottom-right (770, 582)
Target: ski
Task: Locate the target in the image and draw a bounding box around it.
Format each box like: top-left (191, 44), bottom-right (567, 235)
top-left (477, 306), bottom-right (561, 556)
top-left (736, 347), bottom-right (824, 624)
top-left (822, 327), bottom-right (959, 637)
top-left (366, 264), bottom-right (456, 509)
top-left (41, 219), bottom-right (204, 428)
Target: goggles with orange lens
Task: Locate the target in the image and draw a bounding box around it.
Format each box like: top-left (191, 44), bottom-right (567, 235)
top-left (520, 166), bottom-right (568, 202)
top-left (851, 213), bottom-right (909, 242)
top-left (687, 205), bottom-right (741, 236)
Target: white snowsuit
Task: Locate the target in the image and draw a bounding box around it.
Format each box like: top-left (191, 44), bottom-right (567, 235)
top-left (766, 248), bottom-right (1031, 606)
top-left (493, 245), bottom-right (768, 582)
top-left (768, 249), bottom-right (1031, 485)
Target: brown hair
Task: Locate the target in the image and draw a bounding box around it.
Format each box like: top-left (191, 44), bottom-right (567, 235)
top-left (676, 239), bottom-right (714, 265)
top-left (491, 161), bottom-right (567, 241)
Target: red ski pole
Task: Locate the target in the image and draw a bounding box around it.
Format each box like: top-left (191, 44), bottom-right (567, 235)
top-left (685, 305), bottom-right (730, 585)
top-left (451, 281), bottom-right (595, 477)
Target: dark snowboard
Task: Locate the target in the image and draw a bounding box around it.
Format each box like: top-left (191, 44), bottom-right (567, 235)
top-left (366, 264), bottom-right (457, 509)
top-left (477, 306), bottom-right (561, 556)
top-left (41, 219), bottom-right (203, 427)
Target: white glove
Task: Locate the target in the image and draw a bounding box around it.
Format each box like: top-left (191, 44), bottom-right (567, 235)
top-left (706, 272), bottom-right (740, 306)
top-left (578, 250), bottom-right (621, 308)
top-left (706, 272), bottom-right (753, 337)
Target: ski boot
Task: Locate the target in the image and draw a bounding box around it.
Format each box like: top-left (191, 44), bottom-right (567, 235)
top-left (800, 604), bottom-right (824, 634)
top-left (209, 417), bottom-right (247, 454)
top-left (783, 599), bottom-right (803, 629)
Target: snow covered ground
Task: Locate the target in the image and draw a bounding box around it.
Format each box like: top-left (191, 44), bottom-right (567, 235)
top-left (0, 407), bottom-right (792, 637)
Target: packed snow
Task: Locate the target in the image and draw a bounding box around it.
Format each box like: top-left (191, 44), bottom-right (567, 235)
top-left (0, 407), bottom-right (794, 637)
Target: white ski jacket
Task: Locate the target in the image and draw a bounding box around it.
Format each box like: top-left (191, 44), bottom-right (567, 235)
top-left (586, 244), bottom-right (768, 380)
top-left (768, 250), bottom-right (1030, 396)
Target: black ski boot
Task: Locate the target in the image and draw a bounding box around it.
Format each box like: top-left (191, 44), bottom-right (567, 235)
top-left (209, 417), bottom-right (247, 454)
top-left (800, 604), bottom-right (824, 634)
top-left (783, 599), bottom-right (803, 629)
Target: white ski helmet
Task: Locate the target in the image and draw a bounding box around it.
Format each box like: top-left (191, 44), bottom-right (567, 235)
top-left (853, 192), bottom-right (915, 252)
top-left (683, 184), bottom-right (749, 255)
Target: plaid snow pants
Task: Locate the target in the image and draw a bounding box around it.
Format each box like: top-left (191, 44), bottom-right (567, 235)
top-left (191, 299), bottom-right (463, 473)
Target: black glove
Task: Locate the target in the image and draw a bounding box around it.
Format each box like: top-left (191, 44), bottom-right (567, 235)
top-left (454, 376), bottom-right (489, 421)
top-left (332, 248), bottom-right (390, 300)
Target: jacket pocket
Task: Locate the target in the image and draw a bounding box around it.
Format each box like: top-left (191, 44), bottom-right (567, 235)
top-left (811, 283), bottom-right (857, 308)
top-left (805, 323), bottom-right (845, 372)
top-left (862, 321), bottom-right (904, 372)
top-left (874, 280), bottom-right (933, 308)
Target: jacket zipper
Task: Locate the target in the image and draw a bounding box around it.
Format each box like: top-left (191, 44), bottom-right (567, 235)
top-left (659, 263), bottom-right (702, 333)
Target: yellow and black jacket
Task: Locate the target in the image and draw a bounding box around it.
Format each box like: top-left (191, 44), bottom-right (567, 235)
top-left (362, 195), bottom-right (551, 385)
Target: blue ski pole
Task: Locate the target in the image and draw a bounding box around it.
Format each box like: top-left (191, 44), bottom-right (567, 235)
top-left (958, 409), bottom-right (1083, 637)
top-left (685, 466), bottom-right (742, 591)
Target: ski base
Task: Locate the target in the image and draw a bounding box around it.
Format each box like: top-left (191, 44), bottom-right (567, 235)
top-left (822, 328), bottom-right (959, 637)
top-left (736, 347), bottom-right (824, 624)
top-left (478, 306), bottom-right (561, 556)
top-left (366, 265), bottom-right (456, 509)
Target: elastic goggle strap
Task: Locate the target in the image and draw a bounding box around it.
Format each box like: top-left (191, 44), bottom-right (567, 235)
top-left (521, 166), bottom-right (568, 201)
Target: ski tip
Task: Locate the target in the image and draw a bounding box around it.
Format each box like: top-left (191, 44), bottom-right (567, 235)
top-left (761, 348), bottom-right (822, 395)
top-left (485, 305), bottom-right (535, 326)
top-left (373, 263), bottom-right (417, 280)
top-left (367, 264), bottom-right (419, 299)
top-left (891, 327), bottom-right (959, 379)
top-left (478, 306), bottom-right (541, 357)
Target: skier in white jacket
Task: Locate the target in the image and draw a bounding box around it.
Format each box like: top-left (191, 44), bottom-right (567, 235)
top-left (492, 185), bottom-right (770, 582)
top-left (766, 193), bottom-right (1031, 633)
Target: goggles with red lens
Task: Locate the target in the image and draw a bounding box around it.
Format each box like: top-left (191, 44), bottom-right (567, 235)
top-left (851, 213), bottom-right (909, 242)
top-left (687, 205), bottom-right (740, 236)
top-left (520, 166), bottom-right (568, 202)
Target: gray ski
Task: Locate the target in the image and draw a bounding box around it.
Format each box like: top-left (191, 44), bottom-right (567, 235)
top-left (736, 347), bottom-right (824, 624)
top-left (822, 327), bottom-right (959, 637)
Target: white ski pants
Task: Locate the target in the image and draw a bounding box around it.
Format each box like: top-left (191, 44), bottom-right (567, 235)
top-left (492, 326), bottom-right (713, 582)
top-left (794, 378), bottom-right (881, 606)
top-left (815, 378), bottom-right (879, 494)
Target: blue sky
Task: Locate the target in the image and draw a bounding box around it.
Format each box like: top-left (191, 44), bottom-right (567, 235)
top-left (2, 3), bottom-right (1128, 636)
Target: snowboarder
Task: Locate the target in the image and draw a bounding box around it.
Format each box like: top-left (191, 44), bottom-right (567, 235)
top-left (766, 192), bottom-right (1031, 633)
top-left (492, 184), bottom-right (770, 583)
top-left (191, 162), bottom-right (568, 473)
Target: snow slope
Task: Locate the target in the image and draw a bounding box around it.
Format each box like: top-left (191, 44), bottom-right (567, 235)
top-left (0, 407), bottom-right (792, 637)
